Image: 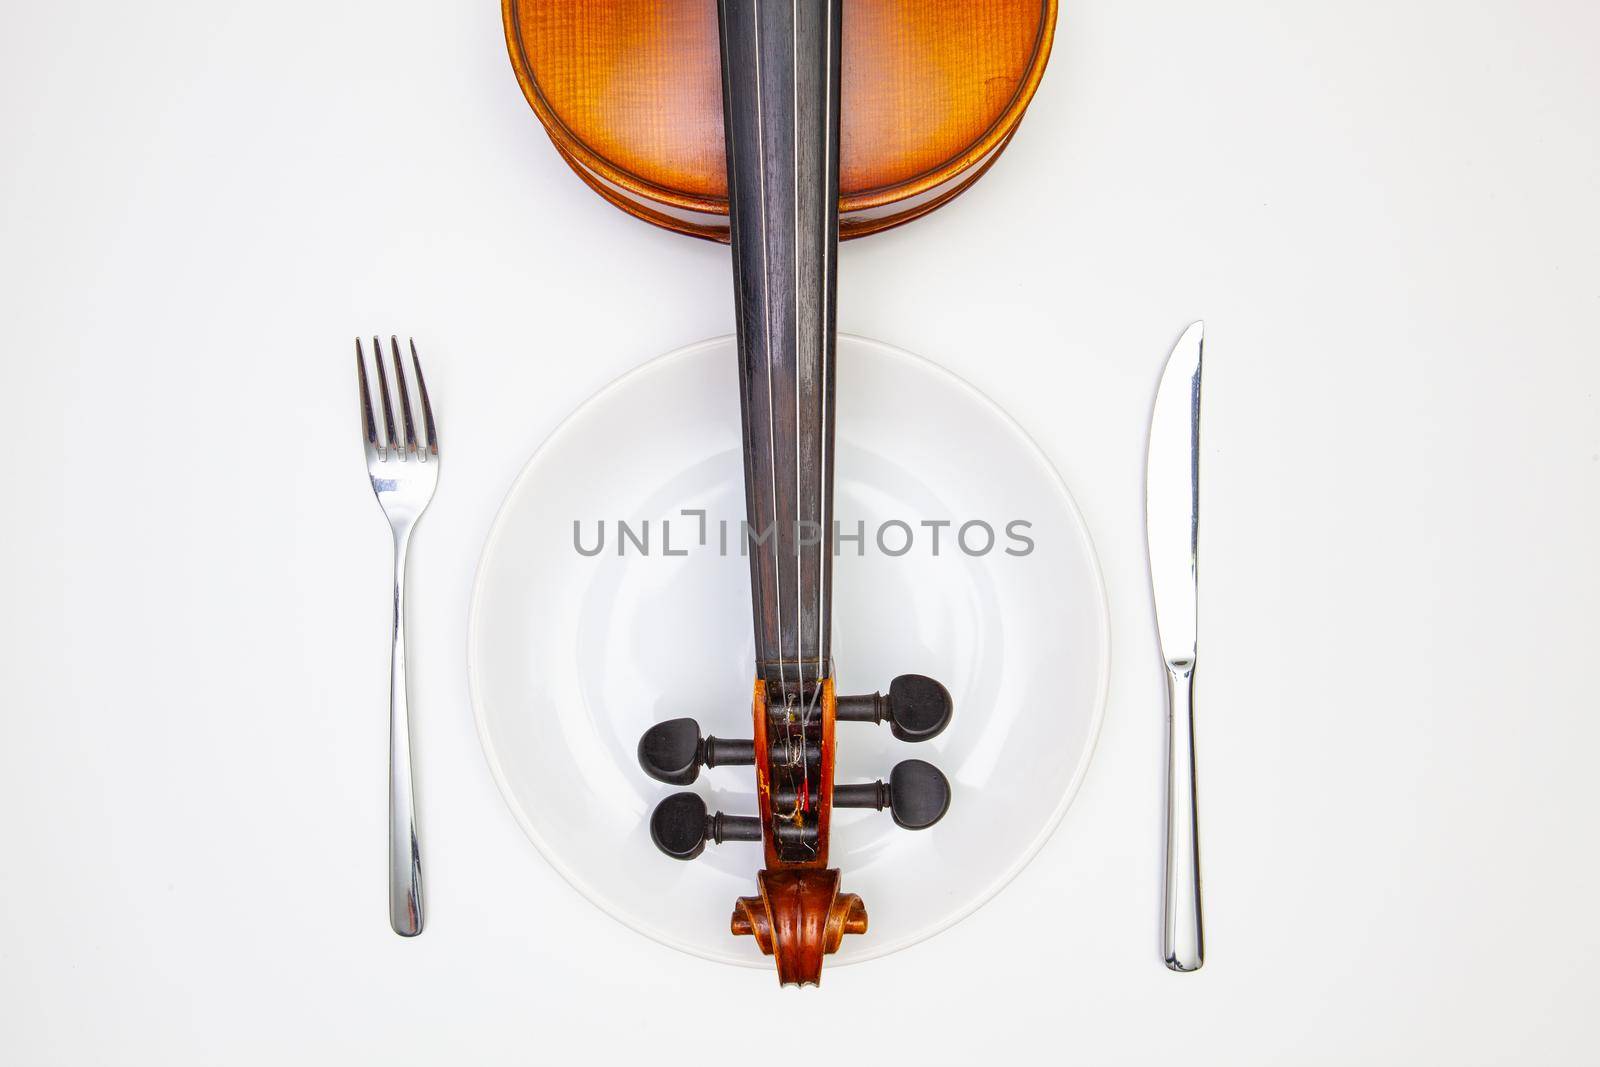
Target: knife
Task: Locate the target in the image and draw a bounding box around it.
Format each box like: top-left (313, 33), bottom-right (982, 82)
top-left (1147, 320), bottom-right (1205, 972)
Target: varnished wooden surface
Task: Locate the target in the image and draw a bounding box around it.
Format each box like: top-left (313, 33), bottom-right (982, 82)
top-left (504, 0), bottom-right (1055, 239)
top-left (731, 869), bottom-right (865, 986)
top-left (750, 679), bottom-right (837, 870)
top-left (742, 678), bottom-right (853, 984)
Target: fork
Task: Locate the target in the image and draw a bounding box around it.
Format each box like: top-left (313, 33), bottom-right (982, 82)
top-left (356, 335), bottom-right (438, 937)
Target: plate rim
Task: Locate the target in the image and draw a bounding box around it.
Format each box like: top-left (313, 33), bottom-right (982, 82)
top-left (467, 333), bottom-right (1112, 968)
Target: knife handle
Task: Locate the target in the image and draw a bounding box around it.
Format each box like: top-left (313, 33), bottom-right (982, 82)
top-left (1163, 662), bottom-right (1203, 971)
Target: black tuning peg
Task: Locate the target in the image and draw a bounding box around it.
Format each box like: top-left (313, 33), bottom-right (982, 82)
top-left (835, 674), bottom-right (953, 743)
top-left (637, 718), bottom-right (756, 785)
top-left (649, 792), bottom-right (763, 860)
top-left (831, 759), bottom-right (952, 830)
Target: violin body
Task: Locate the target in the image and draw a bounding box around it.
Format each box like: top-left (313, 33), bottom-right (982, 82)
top-left (504, 0), bottom-right (1057, 240)
top-left (509, 0), bottom-right (1055, 985)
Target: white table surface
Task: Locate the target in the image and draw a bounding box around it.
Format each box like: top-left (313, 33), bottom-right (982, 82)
top-left (2, 1), bottom-right (1597, 1063)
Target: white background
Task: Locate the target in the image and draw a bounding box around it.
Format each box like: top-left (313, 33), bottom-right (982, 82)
top-left (2, 0), bottom-right (1596, 1063)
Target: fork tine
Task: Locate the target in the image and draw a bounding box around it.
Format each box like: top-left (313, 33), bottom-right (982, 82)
top-left (356, 338), bottom-right (379, 459)
top-left (390, 336), bottom-right (418, 458)
top-left (371, 335), bottom-right (398, 458)
top-left (409, 339), bottom-right (438, 458)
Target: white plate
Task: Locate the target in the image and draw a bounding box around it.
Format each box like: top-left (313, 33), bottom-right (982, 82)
top-left (469, 335), bottom-right (1109, 968)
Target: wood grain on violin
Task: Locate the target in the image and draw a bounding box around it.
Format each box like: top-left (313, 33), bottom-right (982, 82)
top-left (504, 0), bottom-right (1057, 239)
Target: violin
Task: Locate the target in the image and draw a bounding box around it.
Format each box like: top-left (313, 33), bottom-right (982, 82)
top-left (504, 0), bottom-right (1057, 985)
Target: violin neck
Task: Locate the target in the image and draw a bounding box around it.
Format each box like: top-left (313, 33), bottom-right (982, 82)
top-left (719, 0), bottom-right (842, 703)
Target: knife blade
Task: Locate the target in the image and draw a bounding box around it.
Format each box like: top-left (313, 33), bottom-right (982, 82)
top-left (1146, 320), bottom-right (1204, 972)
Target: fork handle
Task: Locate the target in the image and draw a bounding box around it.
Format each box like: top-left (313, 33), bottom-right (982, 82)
top-left (389, 530), bottom-right (424, 936)
top-left (1163, 662), bottom-right (1202, 971)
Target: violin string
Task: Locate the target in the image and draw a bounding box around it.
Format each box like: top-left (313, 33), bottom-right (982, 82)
top-left (801, 0), bottom-right (828, 859)
top-left (718, 0), bottom-right (760, 682)
top-left (793, 2), bottom-right (819, 844)
top-left (802, 0), bottom-right (827, 732)
top-left (813, 0), bottom-right (834, 858)
top-left (790, 0), bottom-right (806, 705)
top-left (750, 0), bottom-right (789, 707)
top-left (818, 0), bottom-right (833, 697)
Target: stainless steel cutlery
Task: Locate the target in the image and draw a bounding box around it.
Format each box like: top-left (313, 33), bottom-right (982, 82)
top-left (1146, 321), bottom-right (1205, 972)
top-left (356, 336), bottom-right (439, 937)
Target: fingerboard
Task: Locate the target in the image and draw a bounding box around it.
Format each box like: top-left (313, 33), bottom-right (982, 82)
top-left (718, 0), bottom-right (841, 704)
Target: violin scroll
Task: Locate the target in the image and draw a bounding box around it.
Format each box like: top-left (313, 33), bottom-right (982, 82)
top-left (731, 870), bottom-right (867, 987)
